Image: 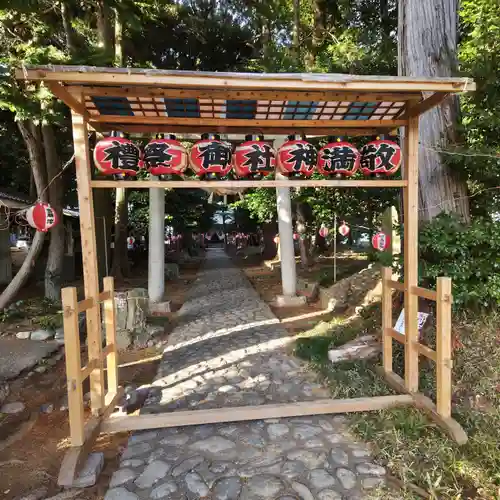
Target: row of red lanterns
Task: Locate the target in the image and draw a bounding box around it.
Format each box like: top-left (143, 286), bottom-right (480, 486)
top-left (93, 133), bottom-right (402, 179)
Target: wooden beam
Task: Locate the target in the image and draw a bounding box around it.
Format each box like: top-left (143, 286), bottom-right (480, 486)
top-left (436, 277), bottom-right (452, 418)
top-left (58, 389), bottom-right (123, 487)
top-left (98, 290), bottom-right (112, 301)
top-left (80, 359), bottom-right (98, 382)
top-left (47, 83), bottom-right (89, 118)
top-left (403, 116), bottom-right (420, 393)
top-left (93, 123), bottom-right (386, 137)
top-left (381, 267), bottom-right (393, 372)
top-left (413, 393), bottom-right (467, 445)
top-left (16, 68), bottom-right (475, 93)
top-left (387, 279), bottom-right (405, 292)
top-left (77, 85), bottom-right (422, 103)
top-left (71, 113), bottom-right (105, 415)
top-left (403, 92), bottom-right (450, 118)
top-left (90, 115), bottom-right (407, 129)
top-left (411, 286), bottom-right (437, 301)
top-left (61, 287), bottom-right (85, 447)
top-left (101, 396), bottom-right (414, 433)
top-left (416, 343), bottom-right (437, 362)
top-left (77, 297), bottom-right (95, 313)
top-left (90, 179), bottom-right (408, 189)
top-left (386, 327), bottom-right (405, 344)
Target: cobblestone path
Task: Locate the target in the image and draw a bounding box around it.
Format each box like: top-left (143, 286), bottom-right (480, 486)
top-left (105, 248), bottom-right (388, 499)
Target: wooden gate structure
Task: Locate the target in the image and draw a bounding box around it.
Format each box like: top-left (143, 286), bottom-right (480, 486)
top-left (16, 66), bottom-right (474, 485)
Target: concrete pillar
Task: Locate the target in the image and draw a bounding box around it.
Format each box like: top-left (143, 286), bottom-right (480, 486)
top-left (274, 136), bottom-right (304, 306)
top-left (148, 178), bottom-right (165, 303)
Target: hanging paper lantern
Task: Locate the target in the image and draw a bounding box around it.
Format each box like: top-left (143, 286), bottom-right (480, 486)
top-left (338, 223), bottom-right (350, 237)
top-left (317, 137), bottom-right (360, 177)
top-left (26, 202), bottom-right (59, 232)
top-left (372, 232), bottom-right (391, 251)
top-left (189, 133), bottom-right (232, 179)
top-left (319, 226), bottom-right (329, 238)
top-left (233, 134), bottom-right (276, 179)
top-left (277, 135), bottom-right (317, 178)
top-left (93, 132), bottom-right (141, 176)
top-left (360, 136), bottom-right (402, 176)
top-left (273, 235), bottom-right (279, 244)
top-left (293, 232), bottom-right (300, 240)
top-left (144, 134), bottom-right (187, 176)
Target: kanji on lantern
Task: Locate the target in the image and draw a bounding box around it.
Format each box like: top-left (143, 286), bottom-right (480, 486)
top-left (338, 223), bottom-right (350, 237)
top-left (372, 232), bottom-right (391, 251)
top-left (319, 226), bottom-right (329, 238)
top-left (26, 202), bottom-right (59, 232)
top-left (189, 133), bottom-right (232, 178)
top-left (277, 135), bottom-right (317, 177)
top-left (144, 134), bottom-right (187, 176)
top-left (93, 133), bottom-right (142, 176)
top-left (233, 135), bottom-right (276, 179)
top-left (317, 138), bottom-right (360, 177)
top-left (360, 137), bottom-right (401, 176)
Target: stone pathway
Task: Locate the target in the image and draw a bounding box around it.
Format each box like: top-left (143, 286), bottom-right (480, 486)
top-left (106, 248), bottom-right (388, 499)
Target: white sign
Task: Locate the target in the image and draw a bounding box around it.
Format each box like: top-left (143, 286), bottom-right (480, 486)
top-left (394, 309), bottom-right (429, 335)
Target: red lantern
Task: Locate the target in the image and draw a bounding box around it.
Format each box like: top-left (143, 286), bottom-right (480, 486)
top-left (189, 133), bottom-right (232, 179)
top-left (93, 133), bottom-right (141, 176)
top-left (26, 202), bottom-right (59, 232)
top-left (144, 134), bottom-right (187, 176)
top-left (317, 138), bottom-right (360, 177)
top-left (233, 135), bottom-right (276, 179)
top-left (293, 233), bottom-right (300, 240)
top-left (277, 135), bottom-right (316, 178)
top-left (338, 223), bottom-right (350, 237)
top-left (319, 226), bottom-right (329, 238)
top-left (360, 137), bottom-right (401, 176)
top-left (372, 232), bottom-right (391, 251)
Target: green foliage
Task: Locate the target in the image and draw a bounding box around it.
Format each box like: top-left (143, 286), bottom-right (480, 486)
top-left (37, 313), bottom-right (62, 331)
top-left (419, 213), bottom-right (500, 310)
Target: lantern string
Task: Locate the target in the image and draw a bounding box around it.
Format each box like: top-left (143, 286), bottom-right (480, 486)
top-left (419, 142), bottom-right (500, 160)
top-left (36, 153), bottom-right (75, 204)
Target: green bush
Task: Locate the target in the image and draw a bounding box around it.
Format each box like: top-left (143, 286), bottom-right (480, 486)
top-left (418, 214), bottom-right (500, 310)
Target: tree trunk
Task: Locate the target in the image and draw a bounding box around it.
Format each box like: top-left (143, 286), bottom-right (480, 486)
top-left (398, 0), bottom-right (470, 222)
top-left (61, 1), bottom-right (78, 56)
top-left (42, 122), bottom-right (65, 302)
top-left (0, 121), bottom-right (47, 310)
top-left (306, 0), bottom-right (327, 69)
top-left (292, 0), bottom-right (300, 62)
top-left (111, 187), bottom-right (129, 279)
top-left (96, 0), bottom-right (114, 61)
top-left (296, 201), bottom-right (311, 268)
top-left (114, 5), bottom-right (123, 67)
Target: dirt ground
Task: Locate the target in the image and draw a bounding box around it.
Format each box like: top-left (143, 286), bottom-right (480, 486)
top-left (0, 261), bottom-right (200, 500)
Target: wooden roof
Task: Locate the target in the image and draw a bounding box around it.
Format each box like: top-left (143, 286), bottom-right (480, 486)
top-left (16, 65), bottom-right (475, 136)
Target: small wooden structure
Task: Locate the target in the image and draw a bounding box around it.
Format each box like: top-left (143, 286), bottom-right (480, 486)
top-left (16, 66), bottom-right (474, 485)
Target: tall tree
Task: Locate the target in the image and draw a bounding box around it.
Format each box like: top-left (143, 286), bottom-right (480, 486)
top-left (398, 0), bottom-right (470, 222)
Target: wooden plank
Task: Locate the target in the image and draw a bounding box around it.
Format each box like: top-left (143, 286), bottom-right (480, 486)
top-left (71, 112), bottom-right (105, 415)
top-left (387, 279), bottom-right (405, 292)
top-left (93, 123), bottom-right (386, 137)
top-left (101, 396), bottom-right (414, 433)
top-left (62, 287), bottom-right (85, 447)
top-left (91, 115), bottom-right (407, 129)
top-left (98, 290), bottom-right (112, 301)
top-left (403, 92), bottom-right (450, 118)
top-left (77, 297), bottom-right (95, 313)
top-left (80, 359), bottom-right (98, 382)
top-left (386, 327), bottom-right (405, 344)
top-left (47, 82), bottom-right (90, 118)
top-left (90, 179), bottom-right (408, 189)
top-left (103, 277), bottom-right (118, 394)
top-left (58, 389), bottom-right (123, 487)
top-left (436, 277), bottom-right (453, 418)
top-left (416, 343), bottom-right (437, 362)
top-left (411, 286), bottom-right (437, 301)
top-left (102, 343), bottom-right (115, 357)
top-left (403, 116), bottom-right (420, 393)
top-left (16, 67), bottom-right (475, 93)
top-left (78, 85), bottom-right (423, 102)
top-left (413, 393), bottom-right (467, 445)
top-left (376, 367), bottom-right (408, 393)
top-left (381, 267), bottom-right (393, 372)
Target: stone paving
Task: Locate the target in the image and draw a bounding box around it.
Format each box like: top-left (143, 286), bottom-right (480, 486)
top-left (105, 248), bottom-right (388, 499)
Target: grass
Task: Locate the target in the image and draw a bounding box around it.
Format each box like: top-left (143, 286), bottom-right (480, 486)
top-left (294, 305), bottom-right (500, 499)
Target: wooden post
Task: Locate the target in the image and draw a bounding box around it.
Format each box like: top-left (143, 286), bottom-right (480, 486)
top-left (403, 116), bottom-right (420, 392)
top-left (103, 276), bottom-right (118, 395)
top-left (62, 287), bottom-right (85, 447)
top-left (71, 112), bottom-right (105, 414)
top-left (381, 267), bottom-right (393, 372)
top-left (436, 277), bottom-right (452, 418)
